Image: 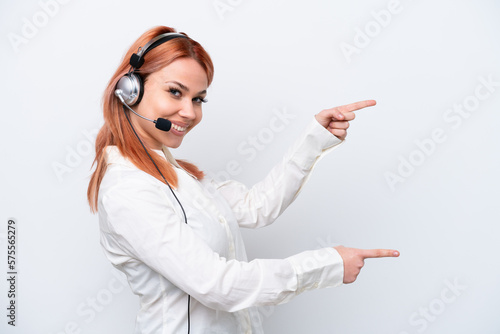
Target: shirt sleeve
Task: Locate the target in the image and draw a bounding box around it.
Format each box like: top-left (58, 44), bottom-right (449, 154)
top-left (213, 116), bottom-right (343, 228)
top-left (99, 176), bottom-right (344, 313)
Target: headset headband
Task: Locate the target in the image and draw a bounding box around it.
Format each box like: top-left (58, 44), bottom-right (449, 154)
top-left (129, 32), bottom-right (187, 69)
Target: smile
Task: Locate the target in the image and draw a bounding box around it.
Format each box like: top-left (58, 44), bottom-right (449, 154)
top-left (171, 123), bottom-right (187, 132)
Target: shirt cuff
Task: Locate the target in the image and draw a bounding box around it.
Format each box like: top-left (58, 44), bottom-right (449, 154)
top-left (285, 247), bottom-right (344, 294)
top-left (289, 117), bottom-right (343, 170)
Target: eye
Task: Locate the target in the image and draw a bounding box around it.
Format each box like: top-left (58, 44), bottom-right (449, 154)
top-left (193, 96), bottom-right (208, 104)
top-left (169, 88), bottom-right (181, 97)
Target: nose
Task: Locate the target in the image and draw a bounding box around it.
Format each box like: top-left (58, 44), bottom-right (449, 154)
top-left (178, 98), bottom-right (196, 120)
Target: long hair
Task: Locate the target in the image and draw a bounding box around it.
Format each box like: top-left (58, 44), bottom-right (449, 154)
top-left (87, 26), bottom-right (214, 212)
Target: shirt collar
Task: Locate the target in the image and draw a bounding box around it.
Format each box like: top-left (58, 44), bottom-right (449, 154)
top-left (160, 146), bottom-right (182, 169)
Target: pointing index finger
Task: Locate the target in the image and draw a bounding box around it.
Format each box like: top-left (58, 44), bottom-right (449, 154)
top-left (361, 249), bottom-right (400, 259)
top-left (336, 100), bottom-right (377, 114)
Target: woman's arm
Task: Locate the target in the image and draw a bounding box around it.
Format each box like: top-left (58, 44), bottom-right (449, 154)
top-left (213, 100), bottom-right (376, 229)
top-left (212, 116), bottom-right (341, 228)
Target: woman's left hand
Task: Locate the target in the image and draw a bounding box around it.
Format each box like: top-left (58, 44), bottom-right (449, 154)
top-left (315, 100), bottom-right (376, 140)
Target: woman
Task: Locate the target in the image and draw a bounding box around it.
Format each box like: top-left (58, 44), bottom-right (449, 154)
top-left (88, 26), bottom-right (399, 334)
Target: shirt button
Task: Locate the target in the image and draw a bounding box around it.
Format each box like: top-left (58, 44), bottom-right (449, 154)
top-left (218, 215), bottom-right (226, 224)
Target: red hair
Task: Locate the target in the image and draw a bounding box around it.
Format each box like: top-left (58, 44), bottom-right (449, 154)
top-left (87, 26), bottom-right (214, 212)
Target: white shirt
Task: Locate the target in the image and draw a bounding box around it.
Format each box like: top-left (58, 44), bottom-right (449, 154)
top-left (98, 117), bottom-right (345, 334)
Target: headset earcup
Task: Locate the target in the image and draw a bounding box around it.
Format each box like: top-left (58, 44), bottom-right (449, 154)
top-left (116, 73), bottom-right (143, 106)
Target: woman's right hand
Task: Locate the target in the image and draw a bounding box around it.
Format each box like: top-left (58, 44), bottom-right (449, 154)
top-left (334, 245), bottom-right (400, 283)
top-left (315, 100), bottom-right (376, 140)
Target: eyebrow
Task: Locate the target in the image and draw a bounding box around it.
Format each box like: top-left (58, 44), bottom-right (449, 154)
top-left (166, 81), bottom-right (207, 95)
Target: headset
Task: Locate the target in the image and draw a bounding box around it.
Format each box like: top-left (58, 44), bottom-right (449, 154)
top-left (115, 32), bottom-right (189, 132)
top-left (114, 32), bottom-right (192, 334)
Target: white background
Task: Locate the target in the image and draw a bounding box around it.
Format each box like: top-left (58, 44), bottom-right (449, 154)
top-left (1, 0), bottom-right (499, 333)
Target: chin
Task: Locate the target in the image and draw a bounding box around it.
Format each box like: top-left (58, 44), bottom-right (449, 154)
top-left (167, 141), bottom-right (182, 149)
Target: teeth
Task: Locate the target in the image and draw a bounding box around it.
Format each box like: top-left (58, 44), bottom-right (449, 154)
top-left (172, 124), bottom-right (187, 132)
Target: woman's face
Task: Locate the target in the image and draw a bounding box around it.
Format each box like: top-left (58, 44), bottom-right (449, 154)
top-left (133, 57), bottom-right (208, 149)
